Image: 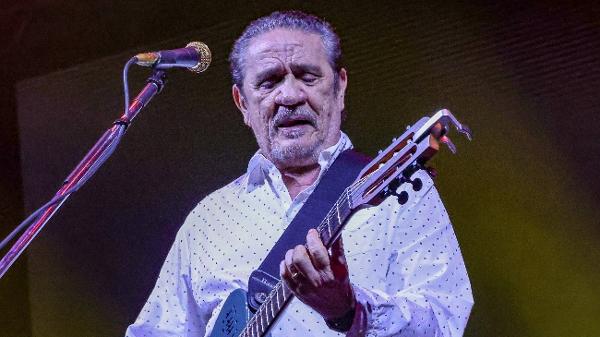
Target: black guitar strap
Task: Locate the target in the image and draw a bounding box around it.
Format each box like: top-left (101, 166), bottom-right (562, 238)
top-left (246, 148), bottom-right (371, 311)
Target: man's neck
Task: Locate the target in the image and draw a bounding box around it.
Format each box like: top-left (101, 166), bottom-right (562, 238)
top-left (280, 164), bottom-right (321, 200)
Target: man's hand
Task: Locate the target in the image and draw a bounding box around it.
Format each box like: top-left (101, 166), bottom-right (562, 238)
top-left (279, 228), bottom-right (356, 322)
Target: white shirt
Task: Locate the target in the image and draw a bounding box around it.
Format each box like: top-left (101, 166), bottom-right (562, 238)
top-left (126, 132), bottom-right (473, 337)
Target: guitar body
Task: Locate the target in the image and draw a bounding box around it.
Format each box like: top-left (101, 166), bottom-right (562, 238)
top-left (209, 289), bottom-right (271, 337)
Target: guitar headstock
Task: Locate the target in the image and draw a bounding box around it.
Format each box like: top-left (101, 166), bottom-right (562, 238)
top-left (349, 109), bottom-right (472, 208)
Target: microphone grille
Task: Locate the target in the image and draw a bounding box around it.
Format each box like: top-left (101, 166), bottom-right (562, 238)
top-left (186, 41), bottom-right (211, 73)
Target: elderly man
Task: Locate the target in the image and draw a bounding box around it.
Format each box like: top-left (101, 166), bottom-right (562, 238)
top-left (126, 10), bottom-right (473, 337)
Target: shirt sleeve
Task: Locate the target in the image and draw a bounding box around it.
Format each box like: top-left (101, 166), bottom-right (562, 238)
top-left (346, 171), bottom-right (474, 337)
top-left (125, 219), bottom-right (209, 337)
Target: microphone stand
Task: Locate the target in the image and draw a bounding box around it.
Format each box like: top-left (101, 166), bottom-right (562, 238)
top-left (0, 68), bottom-right (167, 279)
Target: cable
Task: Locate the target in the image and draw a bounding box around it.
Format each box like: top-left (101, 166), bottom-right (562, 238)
top-left (123, 57), bottom-right (136, 117)
top-left (0, 126), bottom-right (125, 251)
top-left (0, 58), bottom-right (134, 251)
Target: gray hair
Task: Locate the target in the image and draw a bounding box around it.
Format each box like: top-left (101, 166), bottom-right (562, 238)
top-left (229, 10), bottom-right (343, 89)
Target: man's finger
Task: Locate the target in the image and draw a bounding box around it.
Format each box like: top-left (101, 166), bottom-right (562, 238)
top-left (282, 250), bottom-right (302, 284)
top-left (285, 248), bottom-right (295, 273)
top-left (280, 259), bottom-right (289, 280)
top-left (306, 228), bottom-right (331, 270)
top-left (291, 244), bottom-right (322, 287)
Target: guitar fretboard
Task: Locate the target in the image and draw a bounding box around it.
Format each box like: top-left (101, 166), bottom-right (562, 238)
top-left (239, 184), bottom-right (358, 337)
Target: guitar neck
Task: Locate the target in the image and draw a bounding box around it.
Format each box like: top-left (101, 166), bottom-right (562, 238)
top-left (240, 186), bottom-right (357, 337)
top-left (314, 185), bottom-right (356, 248)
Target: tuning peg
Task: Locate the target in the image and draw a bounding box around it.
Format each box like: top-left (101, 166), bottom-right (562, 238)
top-left (396, 175), bottom-right (422, 192)
top-left (392, 177), bottom-right (421, 204)
top-left (380, 188), bottom-right (408, 205)
top-left (408, 177), bottom-right (423, 191)
top-left (388, 177), bottom-right (401, 191)
top-left (381, 178), bottom-right (410, 205)
top-left (396, 190), bottom-right (409, 204)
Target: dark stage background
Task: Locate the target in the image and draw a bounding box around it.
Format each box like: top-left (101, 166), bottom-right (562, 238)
top-left (1, 1), bottom-right (599, 337)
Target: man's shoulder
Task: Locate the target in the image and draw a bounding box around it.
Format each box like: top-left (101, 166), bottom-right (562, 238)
top-left (197, 173), bottom-right (249, 208)
top-left (177, 173), bottom-right (249, 232)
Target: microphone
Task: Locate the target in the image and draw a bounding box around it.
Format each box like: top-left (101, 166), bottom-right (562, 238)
top-left (134, 41), bottom-right (211, 73)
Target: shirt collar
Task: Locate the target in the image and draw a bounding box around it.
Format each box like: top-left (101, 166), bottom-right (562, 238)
top-left (245, 131), bottom-right (353, 192)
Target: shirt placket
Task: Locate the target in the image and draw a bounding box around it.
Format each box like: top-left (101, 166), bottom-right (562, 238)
top-left (267, 168), bottom-right (293, 213)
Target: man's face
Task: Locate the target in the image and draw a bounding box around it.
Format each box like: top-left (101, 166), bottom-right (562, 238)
top-left (233, 28), bottom-right (347, 169)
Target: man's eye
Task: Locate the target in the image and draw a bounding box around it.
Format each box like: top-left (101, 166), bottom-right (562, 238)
top-left (258, 77), bottom-right (280, 89)
top-left (259, 81), bottom-right (275, 89)
top-left (301, 74), bottom-right (318, 84)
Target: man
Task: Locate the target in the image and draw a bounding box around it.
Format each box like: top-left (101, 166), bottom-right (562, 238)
top-left (126, 10), bottom-right (473, 337)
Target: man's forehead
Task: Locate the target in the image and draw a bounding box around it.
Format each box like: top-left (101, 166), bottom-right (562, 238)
top-left (246, 29), bottom-right (326, 60)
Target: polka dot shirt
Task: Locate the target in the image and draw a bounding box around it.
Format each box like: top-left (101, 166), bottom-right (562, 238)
top-left (125, 132), bottom-right (473, 337)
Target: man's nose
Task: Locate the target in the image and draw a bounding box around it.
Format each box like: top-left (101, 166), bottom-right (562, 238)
top-left (274, 76), bottom-right (307, 106)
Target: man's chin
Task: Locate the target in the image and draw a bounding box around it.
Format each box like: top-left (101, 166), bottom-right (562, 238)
top-left (275, 135), bottom-right (311, 147)
top-left (273, 131), bottom-right (316, 149)
top-left (270, 138), bottom-right (322, 168)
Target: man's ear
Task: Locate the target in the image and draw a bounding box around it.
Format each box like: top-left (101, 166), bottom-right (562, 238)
top-left (337, 68), bottom-right (348, 111)
top-left (232, 84), bottom-right (250, 126)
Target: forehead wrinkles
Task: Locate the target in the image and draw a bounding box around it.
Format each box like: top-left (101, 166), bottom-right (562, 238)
top-left (244, 30), bottom-right (325, 70)
top-left (254, 42), bottom-right (304, 64)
